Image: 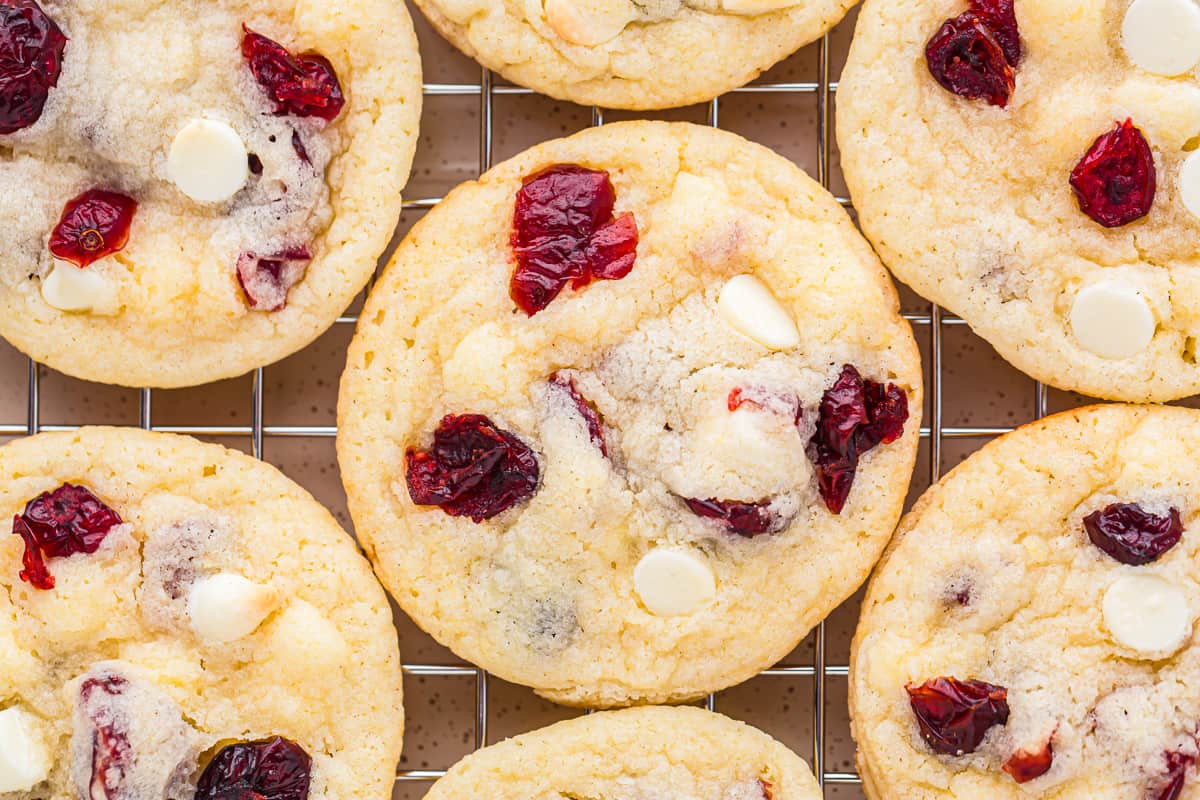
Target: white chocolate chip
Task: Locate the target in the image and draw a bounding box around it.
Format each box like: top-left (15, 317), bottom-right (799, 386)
top-left (1122, 0), bottom-right (1200, 76)
top-left (0, 707), bottom-right (51, 793)
top-left (717, 275), bottom-right (801, 350)
top-left (1069, 281), bottom-right (1156, 360)
top-left (167, 119), bottom-right (249, 203)
top-left (187, 573), bottom-right (279, 643)
top-left (1181, 150), bottom-right (1200, 220)
top-left (634, 547), bottom-right (716, 617)
top-left (1103, 574), bottom-right (1192, 657)
top-left (722, 0), bottom-right (802, 13)
top-left (41, 261), bottom-right (117, 314)
top-left (544, 0), bottom-right (637, 46)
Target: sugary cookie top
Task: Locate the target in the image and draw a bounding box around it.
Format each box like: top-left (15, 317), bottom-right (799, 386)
top-left (411, 0), bottom-right (856, 109)
top-left (423, 706), bottom-right (822, 800)
top-left (0, 428), bottom-right (403, 800)
top-left (0, 0), bottom-right (421, 388)
top-left (838, 0), bottom-right (1200, 402)
top-left (338, 121), bottom-right (922, 707)
top-left (851, 405), bottom-right (1200, 799)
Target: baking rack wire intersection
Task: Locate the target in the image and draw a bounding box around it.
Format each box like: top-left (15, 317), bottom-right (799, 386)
top-left (16, 35), bottom-right (1053, 798)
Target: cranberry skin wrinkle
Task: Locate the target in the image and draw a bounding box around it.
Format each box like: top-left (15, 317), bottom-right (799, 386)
top-left (0, 0), bottom-right (67, 134)
top-left (925, 11), bottom-right (1015, 107)
top-left (11, 483), bottom-right (122, 590)
top-left (195, 737), bottom-right (312, 800)
top-left (49, 189), bottom-right (138, 268)
top-left (242, 27), bottom-right (344, 121)
top-left (906, 677), bottom-right (1010, 755)
top-left (1070, 119), bottom-right (1157, 228)
top-left (1084, 502), bottom-right (1183, 565)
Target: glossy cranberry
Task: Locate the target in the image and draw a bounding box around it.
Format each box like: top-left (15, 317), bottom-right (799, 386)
top-left (0, 0), bottom-right (66, 135)
top-left (48, 190), bottom-right (137, 268)
top-left (550, 372), bottom-right (606, 456)
top-left (808, 365), bottom-right (909, 515)
top-left (684, 498), bottom-right (775, 536)
top-left (510, 165), bottom-right (639, 316)
top-left (972, 0), bottom-right (1020, 66)
top-left (79, 675), bottom-right (132, 800)
top-left (236, 245), bottom-right (312, 311)
top-left (1156, 751), bottom-right (1193, 800)
top-left (727, 386), bottom-right (802, 427)
top-left (242, 27), bottom-right (343, 121)
top-left (406, 414), bottom-right (540, 522)
top-left (196, 737), bottom-right (311, 800)
top-left (12, 483), bottom-right (122, 590)
top-left (906, 677), bottom-right (1009, 755)
top-left (1070, 119), bottom-right (1156, 228)
top-left (1003, 738), bottom-right (1053, 783)
top-left (925, 10), bottom-right (1015, 107)
top-left (1084, 503), bottom-right (1182, 565)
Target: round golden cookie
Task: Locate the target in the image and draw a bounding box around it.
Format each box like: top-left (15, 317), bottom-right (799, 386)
top-left (424, 706), bottom-right (823, 800)
top-left (338, 120), bottom-right (922, 707)
top-left (0, 427), bottom-right (402, 800)
top-left (0, 0), bottom-right (422, 388)
top-left (838, 0), bottom-right (1200, 401)
top-left (852, 404), bottom-right (1200, 798)
top-left (411, 0), bottom-right (857, 110)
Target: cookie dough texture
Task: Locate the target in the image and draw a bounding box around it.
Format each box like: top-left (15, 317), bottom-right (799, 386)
top-left (838, 0), bottom-right (1200, 401)
top-left (0, 427), bottom-right (403, 800)
top-left (338, 121), bottom-right (922, 707)
top-left (424, 706), bottom-right (822, 800)
top-left (0, 0), bottom-right (422, 388)
top-left (411, 0), bottom-right (857, 109)
top-left (852, 405), bottom-right (1200, 798)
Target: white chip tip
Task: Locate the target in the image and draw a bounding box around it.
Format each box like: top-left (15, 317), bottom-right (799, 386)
top-left (634, 547), bottom-right (716, 617)
top-left (1069, 281), bottom-right (1155, 360)
top-left (1103, 574), bottom-right (1192, 657)
top-left (1181, 150), bottom-right (1200, 221)
top-left (167, 118), bottom-right (249, 203)
top-left (41, 261), bottom-right (115, 314)
top-left (188, 573), bottom-right (279, 643)
top-left (544, 0), bottom-right (637, 46)
top-left (717, 274), bottom-right (801, 350)
top-left (0, 707), bottom-right (51, 793)
top-left (1122, 0), bottom-right (1200, 76)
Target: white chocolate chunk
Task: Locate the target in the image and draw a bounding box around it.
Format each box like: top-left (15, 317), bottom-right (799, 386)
top-left (1103, 574), bottom-right (1192, 656)
top-left (1122, 0), bottom-right (1200, 76)
top-left (167, 119), bottom-right (249, 203)
top-left (634, 547), bottom-right (716, 617)
top-left (722, 0), bottom-right (802, 13)
top-left (544, 0), bottom-right (637, 46)
top-left (717, 275), bottom-right (801, 350)
top-left (1181, 151), bottom-right (1200, 220)
top-left (0, 707), bottom-right (51, 793)
top-left (41, 261), bottom-right (116, 314)
top-left (187, 573), bottom-right (279, 643)
top-left (1069, 281), bottom-right (1156, 360)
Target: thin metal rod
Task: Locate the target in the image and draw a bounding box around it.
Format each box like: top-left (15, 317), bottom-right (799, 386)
top-left (25, 360), bottom-right (37, 435)
top-left (139, 389), bottom-right (152, 430)
top-left (930, 305), bottom-right (944, 482)
top-left (252, 367), bottom-right (265, 459)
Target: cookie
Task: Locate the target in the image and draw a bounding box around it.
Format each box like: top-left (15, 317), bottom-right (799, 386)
top-left (411, 0), bottom-right (857, 110)
top-left (0, 0), bottom-right (422, 388)
top-left (424, 706), bottom-right (822, 800)
top-left (338, 120), bottom-right (922, 707)
top-left (0, 427), bottom-right (403, 800)
top-left (851, 404), bottom-right (1200, 798)
top-left (838, 0), bottom-right (1200, 402)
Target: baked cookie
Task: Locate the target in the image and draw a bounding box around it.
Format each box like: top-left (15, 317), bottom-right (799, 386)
top-left (851, 404), bottom-right (1200, 798)
top-left (0, 0), bottom-right (421, 388)
top-left (411, 0), bottom-right (857, 110)
top-left (0, 427), bottom-right (403, 800)
top-left (338, 120), bottom-right (922, 707)
top-left (424, 706), bottom-right (823, 800)
top-left (839, 0), bottom-right (1200, 402)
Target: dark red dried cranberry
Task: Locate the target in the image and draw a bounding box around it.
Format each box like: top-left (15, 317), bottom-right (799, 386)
top-left (0, 0), bottom-right (67, 135)
top-left (1003, 738), bottom-right (1053, 783)
top-left (406, 414), bottom-right (540, 523)
top-left (808, 365), bottom-right (909, 515)
top-left (728, 386), bottom-right (803, 427)
top-left (80, 675), bottom-right (132, 800)
top-left (242, 27), bottom-right (343, 121)
top-left (1084, 503), bottom-right (1182, 565)
top-left (684, 498), bottom-right (775, 537)
top-left (550, 372), bottom-right (606, 456)
top-left (1070, 119), bottom-right (1157, 228)
top-left (48, 190), bottom-right (138, 268)
top-left (925, 11), bottom-right (1015, 107)
top-left (971, 0), bottom-right (1020, 66)
top-left (1156, 751), bottom-right (1194, 800)
top-left (11, 483), bottom-right (122, 590)
top-left (906, 677), bottom-right (1009, 755)
top-left (510, 165), bottom-right (639, 316)
top-left (236, 245), bottom-right (312, 312)
top-left (196, 737), bottom-right (311, 800)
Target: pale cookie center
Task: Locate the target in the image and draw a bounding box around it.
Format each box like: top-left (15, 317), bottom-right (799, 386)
top-left (1121, 0), bottom-right (1200, 76)
top-left (1103, 574), bottom-right (1193, 657)
top-left (717, 274), bottom-right (801, 351)
top-left (188, 572), bottom-right (279, 643)
top-left (167, 118), bottom-right (249, 204)
top-left (634, 547), bottom-right (717, 616)
top-left (544, 0), bottom-right (638, 46)
top-left (0, 707), bottom-right (51, 793)
top-left (1069, 281), bottom-right (1156, 360)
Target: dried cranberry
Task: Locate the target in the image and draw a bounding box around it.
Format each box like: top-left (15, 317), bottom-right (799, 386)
top-left (1003, 738), bottom-right (1053, 783)
top-left (1156, 751), bottom-right (1194, 800)
top-left (1084, 503), bottom-right (1182, 565)
top-left (510, 165), bottom-right (639, 316)
top-left (0, 0), bottom-right (67, 135)
top-left (550, 372), bottom-right (606, 456)
top-left (236, 246), bottom-right (312, 312)
top-left (11, 483), bottom-right (122, 590)
top-left (728, 386), bottom-right (803, 427)
top-left (242, 27), bottom-right (343, 121)
top-left (48, 190), bottom-right (137, 268)
top-left (80, 675), bottom-right (132, 800)
top-left (759, 780), bottom-right (773, 800)
top-left (406, 414), bottom-right (540, 522)
top-left (1070, 119), bottom-right (1157, 228)
top-left (684, 498), bottom-right (775, 537)
top-left (808, 365), bottom-right (909, 515)
top-left (196, 737), bottom-right (311, 800)
top-left (290, 129), bottom-right (310, 165)
top-left (906, 677), bottom-right (1009, 755)
top-left (925, 10), bottom-right (1015, 107)
top-left (971, 0), bottom-right (1020, 66)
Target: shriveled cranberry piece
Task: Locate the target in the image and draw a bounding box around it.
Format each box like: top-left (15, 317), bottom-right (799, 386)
top-left (1084, 503), bottom-right (1182, 565)
top-left (971, 0), bottom-right (1020, 66)
top-left (1156, 751), bottom-right (1194, 800)
top-left (196, 737), bottom-right (311, 800)
top-left (728, 386), bottom-right (802, 427)
top-left (80, 675), bottom-right (132, 800)
top-left (0, 0), bottom-right (67, 135)
top-left (925, 10), bottom-right (1015, 108)
top-left (11, 483), bottom-right (122, 590)
top-left (1003, 738), bottom-right (1053, 783)
top-left (684, 498), bottom-right (775, 537)
top-left (550, 372), bottom-right (606, 456)
top-left (406, 414), bottom-right (540, 522)
top-left (906, 677), bottom-right (1009, 755)
top-left (236, 245), bottom-right (312, 312)
top-left (808, 365), bottom-right (909, 515)
top-left (49, 190), bottom-right (138, 268)
top-left (1070, 119), bottom-right (1157, 228)
top-left (242, 27), bottom-right (343, 121)
top-left (510, 165), bottom-right (639, 316)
